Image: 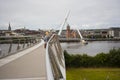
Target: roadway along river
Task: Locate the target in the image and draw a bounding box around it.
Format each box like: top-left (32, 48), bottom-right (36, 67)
top-left (61, 41), bottom-right (120, 56)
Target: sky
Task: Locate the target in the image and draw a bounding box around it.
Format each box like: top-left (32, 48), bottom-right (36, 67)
top-left (0, 0), bottom-right (120, 30)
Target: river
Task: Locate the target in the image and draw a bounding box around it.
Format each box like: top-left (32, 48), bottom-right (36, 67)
top-left (0, 41), bottom-right (120, 56)
top-left (61, 41), bottom-right (120, 56)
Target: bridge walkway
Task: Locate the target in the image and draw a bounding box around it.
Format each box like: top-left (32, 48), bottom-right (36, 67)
top-left (0, 40), bottom-right (46, 80)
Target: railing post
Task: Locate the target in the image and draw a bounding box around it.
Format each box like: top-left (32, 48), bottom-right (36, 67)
top-left (29, 38), bottom-right (32, 46)
top-left (0, 41), bottom-right (1, 58)
top-left (31, 38), bottom-right (33, 45)
top-left (17, 39), bottom-right (20, 50)
top-left (8, 40), bottom-right (12, 53)
top-left (27, 38), bottom-right (30, 47)
top-left (23, 39), bottom-right (25, 48)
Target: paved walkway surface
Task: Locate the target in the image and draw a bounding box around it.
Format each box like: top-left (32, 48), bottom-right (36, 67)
top-left (0, 41), bottom-right (47, 80)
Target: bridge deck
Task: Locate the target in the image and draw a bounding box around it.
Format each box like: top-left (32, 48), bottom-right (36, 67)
top-left (0, 41), bottom-right (46, 80)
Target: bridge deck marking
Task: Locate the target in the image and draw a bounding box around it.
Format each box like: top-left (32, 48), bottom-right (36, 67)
top-left (0, 40), bottom-right (47, 80)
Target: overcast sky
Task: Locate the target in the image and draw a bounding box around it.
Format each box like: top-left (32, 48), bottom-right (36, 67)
top-left (0, 0), bottom-right (120, 30)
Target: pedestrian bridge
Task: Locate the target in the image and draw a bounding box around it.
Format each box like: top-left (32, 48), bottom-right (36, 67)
top-left (0, 34), bottom-right (66, 80)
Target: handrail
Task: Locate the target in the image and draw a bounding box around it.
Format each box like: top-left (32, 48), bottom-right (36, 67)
top-left (0, 37), bottom-right (41, 59)
top-left (46, 34), bottom-right (66, 80)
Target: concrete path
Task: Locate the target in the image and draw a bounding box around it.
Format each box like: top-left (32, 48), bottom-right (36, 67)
top-left (0, 41), bottom-right (47, 80)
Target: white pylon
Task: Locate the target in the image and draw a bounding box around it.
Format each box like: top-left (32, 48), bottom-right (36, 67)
top-left (58, 11), bottom-right (70, 35)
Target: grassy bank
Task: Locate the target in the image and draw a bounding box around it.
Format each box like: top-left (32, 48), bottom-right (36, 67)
top-left (66, 68), bottom-right (120, 80)
top-left (64, 48), bottom-right (120, 68)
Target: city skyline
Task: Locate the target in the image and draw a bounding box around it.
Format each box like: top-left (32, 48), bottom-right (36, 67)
top-left (0, 0), bottom-right (120, 30)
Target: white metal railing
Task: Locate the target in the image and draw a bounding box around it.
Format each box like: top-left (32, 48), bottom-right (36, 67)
top-left (46, 34), bottom-right (66, 80)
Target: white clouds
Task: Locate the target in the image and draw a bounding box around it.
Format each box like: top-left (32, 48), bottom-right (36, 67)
top-left (0, 0), bottom-right (120, 30)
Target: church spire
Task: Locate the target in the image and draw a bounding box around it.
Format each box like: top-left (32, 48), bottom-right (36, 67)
top-left (8, 22), bottom-right (11, 31)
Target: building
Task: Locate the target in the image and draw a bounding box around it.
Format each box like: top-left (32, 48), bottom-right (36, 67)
top-left (65, 24), bottom-right (78, 38)
top-left (81, 29), bottom-right (109, 38)
top-left (109, 27), bottom-right (120, 38)
top-left (66, 24), bottom-right (71, 38)
top-left (0, 30), bottom-right (6, 36)
top-left (14, 28), bottom-right (44, 37)
top-left (71, 30), bottom-right (77, 38)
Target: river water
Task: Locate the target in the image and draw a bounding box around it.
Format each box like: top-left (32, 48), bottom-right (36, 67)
top-left (0, 41), bottom-right (120, 56)
top-left (61, 41), bottom-right (120, 56)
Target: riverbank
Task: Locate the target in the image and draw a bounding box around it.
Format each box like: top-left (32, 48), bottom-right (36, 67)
top-left (85, 38), bottom-right (120, 41)
top-left (66, 68), bottom-right (120, 80)
top-left (59, 38), bottom-right (120, 42)
top-left (64, 48), bottom-right (120, 68)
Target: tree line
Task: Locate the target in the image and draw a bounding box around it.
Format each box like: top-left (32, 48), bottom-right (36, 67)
top-left (64, 48), bottom-right (120, 68)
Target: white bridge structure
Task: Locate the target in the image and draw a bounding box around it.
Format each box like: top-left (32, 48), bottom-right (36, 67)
top-left (0, 12), bottom-right (87, 80)
top-left (58, 11), bottom-right (88, 44)
top-left (0, 34), bottom-right (66, 80)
